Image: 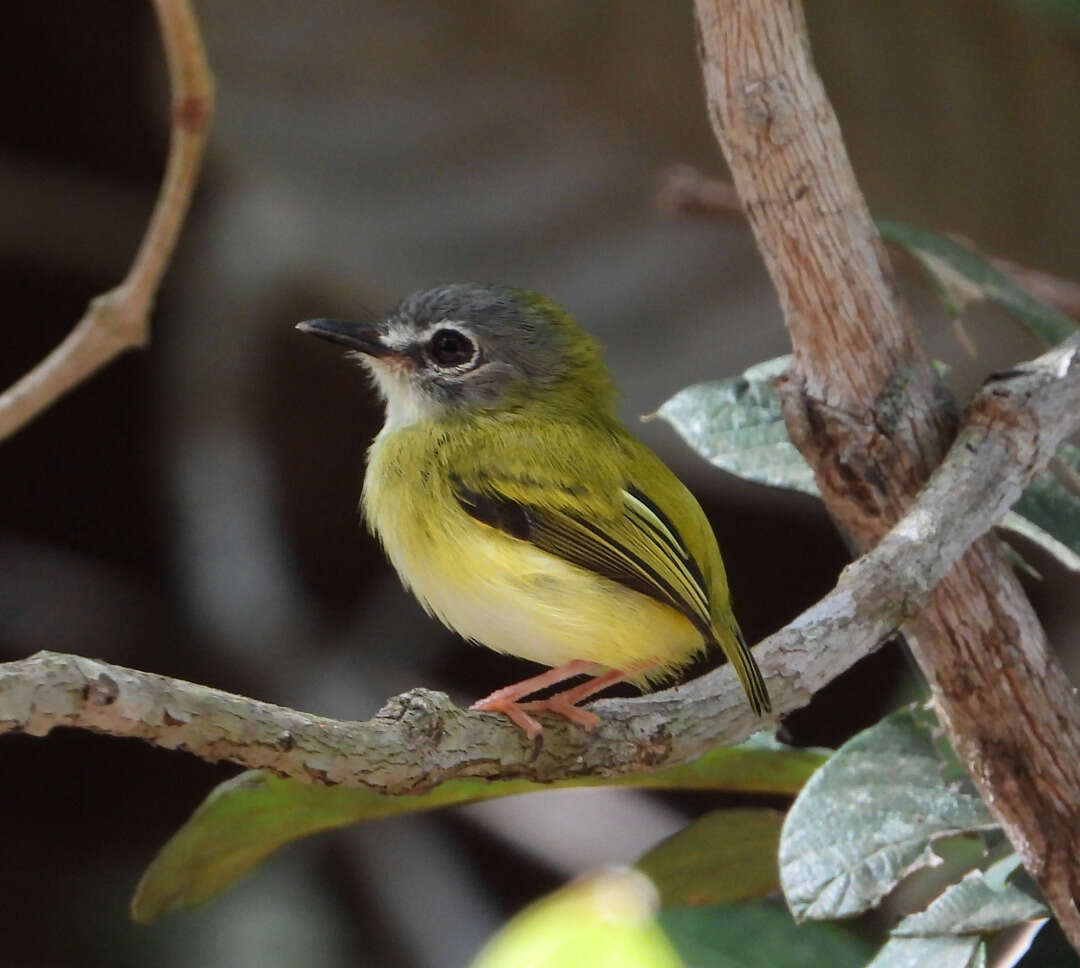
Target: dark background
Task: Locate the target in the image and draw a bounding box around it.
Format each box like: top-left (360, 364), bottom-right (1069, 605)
top-left (2, 2), bottom-right (1078, 965)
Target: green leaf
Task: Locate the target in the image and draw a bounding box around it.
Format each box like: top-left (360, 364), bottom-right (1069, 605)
top-left (636, 809), bottom-right (782, 908)
top-left (867, 935), bottom-right (986, 968)
top-left (1007, 442), bottom-right (1080, 571)
top-left (892, 871), bottom-right (1049, 937)
top-left (654, 357), bottom-right (820, 497)
top-left (780, 706), bottom-right (997, 922)
top-left (469, 869), bottom-right (683, 968)
top-left (132, 737), bottom-right (827, 923)
top-left (878, 220), bottom-right (1077, 345)
top-left (659, 901), bottom-right (875, 968)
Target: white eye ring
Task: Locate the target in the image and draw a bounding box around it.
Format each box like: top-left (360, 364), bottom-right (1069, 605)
top-left (426, 325), bottom-right (478, 369)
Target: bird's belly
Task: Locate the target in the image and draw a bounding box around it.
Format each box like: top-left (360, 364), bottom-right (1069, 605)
top-left (377, 502), bottom-right (703, 675)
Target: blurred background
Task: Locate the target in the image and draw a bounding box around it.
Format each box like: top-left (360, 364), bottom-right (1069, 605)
top-left (2, 1), bottom-right (1079, 965)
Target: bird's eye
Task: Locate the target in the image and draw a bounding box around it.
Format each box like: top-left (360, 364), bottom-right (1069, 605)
top-left (428, 328), bottom-right (476, 367)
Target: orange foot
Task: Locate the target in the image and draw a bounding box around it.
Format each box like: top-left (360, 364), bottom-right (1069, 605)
top-left (469, 693), bottom-right (546, 738)
top-left (470, 662), bottom-right (650, 738)
top-left (519, 695), bottom-right (601, 731)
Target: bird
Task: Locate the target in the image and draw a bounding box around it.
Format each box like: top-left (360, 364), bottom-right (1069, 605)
top-left (297, 284), bottom-right (770, 737)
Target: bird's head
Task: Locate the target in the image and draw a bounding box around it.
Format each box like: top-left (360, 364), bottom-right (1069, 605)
top-left (297, 283), bottom-right (617, 428)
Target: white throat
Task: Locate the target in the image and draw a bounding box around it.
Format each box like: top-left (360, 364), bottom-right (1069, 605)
top-left (367, 361), bottom-right (442, 431)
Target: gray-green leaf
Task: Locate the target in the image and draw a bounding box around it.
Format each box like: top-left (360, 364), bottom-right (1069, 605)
top-left (654, 357), bottom-right (819, 497)
top-left (893, 871), bottom-right (1049, 937)
top-left (981, 852), bottom-right (1024, 891)
top-left (780, 706), bottom-right (997, 921)
top-left (867, 935), bottom-right (986, 968)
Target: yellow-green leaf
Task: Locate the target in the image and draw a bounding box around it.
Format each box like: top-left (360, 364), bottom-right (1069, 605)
top-left (470, 869), bottom-right (683, 968)
top-left (132, 737), bottom-right (827, 923)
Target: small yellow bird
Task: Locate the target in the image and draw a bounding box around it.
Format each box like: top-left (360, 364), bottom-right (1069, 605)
top-left (298, 284), bottom-right (769, 736)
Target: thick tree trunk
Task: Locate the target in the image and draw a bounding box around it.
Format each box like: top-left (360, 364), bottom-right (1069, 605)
top-left (694, 0), bottom-right (1080, 948)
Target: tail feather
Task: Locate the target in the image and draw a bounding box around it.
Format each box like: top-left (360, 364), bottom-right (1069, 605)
top-left (715, 618), bottom-right (771, 716)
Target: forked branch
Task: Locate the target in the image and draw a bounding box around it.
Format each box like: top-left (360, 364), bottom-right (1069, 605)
top-left (0, 0), bottom-right (213, 442)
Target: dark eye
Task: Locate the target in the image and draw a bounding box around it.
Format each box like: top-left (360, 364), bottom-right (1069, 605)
top-left (428, 328), bottom-right (476, 367)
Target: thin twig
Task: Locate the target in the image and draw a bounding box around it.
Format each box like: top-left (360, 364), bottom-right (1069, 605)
top-left (0, 0), bottom-right (213, 443)
top-left (1, 334), bottom-right (1078, 791)
top-left (655, 164), bottom-right (745, 222)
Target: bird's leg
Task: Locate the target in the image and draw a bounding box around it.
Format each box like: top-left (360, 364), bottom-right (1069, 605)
top-left (470, 660), bottom-right (597, 738)
top-left (517, 662), bottom-right (657, 731)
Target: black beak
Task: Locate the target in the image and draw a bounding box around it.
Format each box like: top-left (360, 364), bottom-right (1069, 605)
top-left (295, 319), bottom-right (393, 358)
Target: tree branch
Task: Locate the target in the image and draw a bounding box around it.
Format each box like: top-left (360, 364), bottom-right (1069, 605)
top-left (655, 164), bottom-right (745, 223)
top-left (2, 334), bottom-right (1078, 795)
top-left (0, 0), bottom-right (213, 443)
top-left (694, 0), bottom-right (1080, 947)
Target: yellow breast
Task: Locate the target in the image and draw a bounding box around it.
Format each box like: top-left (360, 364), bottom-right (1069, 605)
top-left (362, 426), bottom-right (706, 680)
